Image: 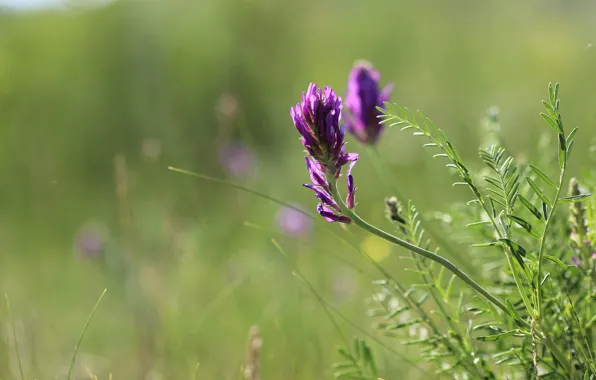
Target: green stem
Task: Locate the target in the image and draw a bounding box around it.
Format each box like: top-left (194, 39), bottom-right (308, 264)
top-left (328, 177), bottom-right (511, 319)
top-left (366, 146), bottom-right (475, 274)
top-left (543, 336), bottom-right (572, 375)
top-left (404, 225), bottom-right (483, 376)
top-left (536, 169), bottom-right (566, 318)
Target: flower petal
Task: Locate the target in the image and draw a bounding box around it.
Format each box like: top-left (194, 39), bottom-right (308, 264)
top-left (305, 157), bottom-right (328, 189)
top-left (345, 155), bottom-right (358, 209)
top-left (346, 174), bottom-right (356, 209)
top-left (317, 203), bottom-right (351, 224)
top-left (303, 184), bottom-right (340, 212)
top-left (379, 82), bottom-right (394, 104)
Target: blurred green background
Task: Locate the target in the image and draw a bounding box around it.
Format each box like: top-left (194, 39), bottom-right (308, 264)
top-left (0, 0), bottom-right (596, 378)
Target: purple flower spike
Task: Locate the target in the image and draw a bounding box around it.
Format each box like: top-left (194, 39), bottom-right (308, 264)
top-left (291, 83), bottom-right (347, 174)
top-left (571, 256), bottom-right (581, 267)
top-left (291, 83), bottom-right (359, 224)
top-left (344, 60), bottom-right (393, 145)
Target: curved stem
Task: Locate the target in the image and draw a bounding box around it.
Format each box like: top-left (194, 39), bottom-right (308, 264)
top-left (328, 177), bottom-right (511, 319)
top-left (366, 146), bottom-right (475, 274)
top-left (536, 170), bottom-right (566, 318)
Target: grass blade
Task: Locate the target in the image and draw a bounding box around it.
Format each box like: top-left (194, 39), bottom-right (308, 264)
top-left (168, 166), bottom-right (311, 218)
top-left (67, 288), bottom-right (107, 380)
top-left (559, 194), bottom-right (592, 204)
top-left (270, 239), bottom-right (430, 376)
top-left (5, 294), bottom-right (25, 380)
top-left (528, 165), bottom-right (557, 189)
top-left (526, 177), bottom-right (552, 207)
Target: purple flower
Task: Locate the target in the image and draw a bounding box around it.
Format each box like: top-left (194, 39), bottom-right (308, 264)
top-left (276, 206), bottom-right (312, 237)
top-left (343, 61), bottom-right (393, 145)
top-left (74, 222), bottom-right (109, 259)
top-left (218, 142), bottom-right (256, 178)
top-left (290, 83), bottom-right (358, 224)
top-left (571, 256), bottom-right (581, 267)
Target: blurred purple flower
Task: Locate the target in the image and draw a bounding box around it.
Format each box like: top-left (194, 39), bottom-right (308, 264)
top-left (218, 142), bottom-right (256, 178)
top-left (344, 61), bottom-right (393, 145)
top-left (276, 206), bottom-right (312, 237)
top-left (74, 222), bottom-right (109, 259)
top-left (571, 256), bottom-right (581, 267)
top-left (290, 83), bottom-right (358, 224)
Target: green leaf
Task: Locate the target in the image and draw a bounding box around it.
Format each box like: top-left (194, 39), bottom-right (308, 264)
top-left (505, 298), bottom-right (523, 322)
top-left (517, 194), bottom-right (542, 220)
top-left (559, 194), bottom-right (592, 204)
top-left (585, 314), bottom-right (596, 329)
top-left (542, 202), bottom-right (549, 220)
top-left (526, 177), bottom-right (552, 207)
top-left (541, 113), bottom-right (562, 134)
top-left (354, 338), bottom-right (362, 360)
top-left (361, 341), bottom-right (377, 377)
top-left (473, 322), bottom-right (503, 331)
top-left (498, 239), bottom-right (527, 256)
top-left (385, 306), bottom-right (409, 320)
top-left (558, 133), bottom-right (567, 169)
top-left (445, 275), bottom-right (456, 300)
top-left (567, 140), bottom-right (575, 162)
top-left (386, 319), bottom-right (423, 330)
top-left (401, 338), bottom-right (435, 346)
top-left (332, 362), bottom-right (356, 369)
top-left (334, 368), bottom-right (360, 378)
top-left (505, 214), bottom-right (542, 238)
top-left (544, 255), bottom-right (569, 270)
top-left (528, 165), bottom-right (557, 189)
top-left (476, 330), bottom-right (517, 342)
top-left (566, 126), bottom-right (579, 145)
top-left (493, 348), bottom-right (522, 359)
top-left (485, 176), bottom-right (504, 190)
top-left (508, 180), bottom-right (521, 205)
top-left (470, 241), bottom-right (502, 248)
top-left (499, 238), bottom-right (527, 268)
top-left (542, 100), bottom-right (557, 118)
top-left (466, 220), bottom-right (493, 227)
top-left (337, 347), bottom-right (353, 360)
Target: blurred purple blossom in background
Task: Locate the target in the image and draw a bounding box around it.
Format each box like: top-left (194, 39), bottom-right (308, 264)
top-left (218, 141), bottom-right (257, 179)
top-left (74, 221), bottom-right (109, 259)
top-left (276, 206), bottom-right (312, 237)
top-left (344, 60), bottom-right (393, 145)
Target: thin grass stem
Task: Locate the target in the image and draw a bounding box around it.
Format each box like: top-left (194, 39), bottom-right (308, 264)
top-left (5, 294), bottom-right (25, 380)
top-left (67, 288), bottom-right (107, 380)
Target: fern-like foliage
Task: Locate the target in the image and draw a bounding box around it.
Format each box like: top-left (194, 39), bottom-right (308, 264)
top-left (372, 196), bottom-right (499, 379)
top-left (374, 83), bottom-right (595, 379)
top-left (332, 338), bottom-right (378, 380)
top-left (377, 104), bottom-right (484, 204)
